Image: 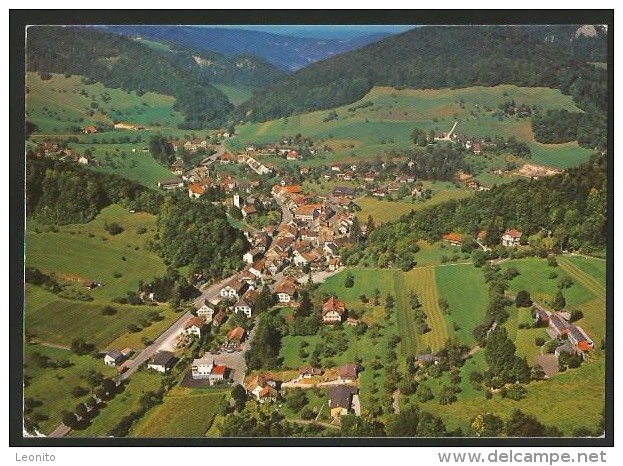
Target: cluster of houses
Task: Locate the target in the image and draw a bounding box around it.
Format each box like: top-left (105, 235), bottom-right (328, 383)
top-left (441, 228), bottom-right (523, 248)
top-left (242, 363), bottom-right (360, 422)
top-left (31, 140), bottom-right (97, 165)
top-left (533, 304), bottom-right (595, 357)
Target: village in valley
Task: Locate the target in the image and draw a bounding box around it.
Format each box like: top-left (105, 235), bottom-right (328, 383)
top-left (22, 23), bottom-right (607, 439)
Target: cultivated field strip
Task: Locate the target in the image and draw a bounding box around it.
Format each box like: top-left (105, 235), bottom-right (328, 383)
top-left (557, 257), bottom-right (605, 300)
top-left (405, 267), bottom-right (449, 353)
top-left (393, 271), bottom-right (420, 357)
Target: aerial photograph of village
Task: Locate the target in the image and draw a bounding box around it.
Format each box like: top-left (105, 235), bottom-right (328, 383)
top-left (21, 20), bottom-right (609, 441)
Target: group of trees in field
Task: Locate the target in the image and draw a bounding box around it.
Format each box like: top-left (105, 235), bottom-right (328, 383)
top-left (531, 109), bottom-right (582, 144)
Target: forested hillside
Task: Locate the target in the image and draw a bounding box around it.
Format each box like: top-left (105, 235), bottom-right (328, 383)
top-left (155, 194), bottom-right (248, 280)
top-left (26, 27), bottom-right (233, 129)
top-left (26, 157), bottom-right (162, 224)
top-left (236, 26), bottom-right (607, 149)
top-left (100, 25), bottom-right (393, 71)
top-left (352, 153), bottom-right (607, 270)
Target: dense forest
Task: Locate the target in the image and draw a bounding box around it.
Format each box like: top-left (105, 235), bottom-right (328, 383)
top-left (531, 110), bottom-right (582, 144)
top-left (235, 26), bottom-right (608, 149)
top-left (155, 193), bottom-right (248, 280)
top-left (26, 157), bottom-right (162, 224)
top-left (26, 27), bottom-right (233, 129)
top-left (347, 153), bottom-right (607, 269)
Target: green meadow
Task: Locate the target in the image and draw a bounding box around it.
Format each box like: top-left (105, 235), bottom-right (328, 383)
top-left (26, 72), bottom-right (184, 134)
top-left (25, 205), bottom-right (174, 349)
top-left (435, 264), bottom-right (488, 346)
top-left (354, 181), bottom-right (472, 225)
top-left (131, 389), bottom-right (228, 437)
top-left (213, 84), bottom-right (255, 106)
top-left (23, 343), bottom-right (117, 435)
top-left (231, 84), bottom-right (592, 169)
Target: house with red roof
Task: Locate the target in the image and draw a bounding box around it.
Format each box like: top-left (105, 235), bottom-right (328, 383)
top-left (242, 204), bottom-right (258, 218)
top-left (245, 375), bottom-right (280, 403)
top-left (442, 232), bottom-right (465, 246)
top-left (191, 356), bottom-right (228, 383)
top-left (183, 316), bottom-right (206, 338)
top-left (322, 296), bottom-right (347, 323)
top-left (188, 183), bottom-right (206, 199)
top-left (501, 229), bottom-right (523, 247)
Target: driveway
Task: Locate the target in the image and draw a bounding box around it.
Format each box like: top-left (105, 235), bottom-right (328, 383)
top-left (210, 322), bottom-right (258, 386)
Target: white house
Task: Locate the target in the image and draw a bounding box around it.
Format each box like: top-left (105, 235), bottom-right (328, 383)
top-left (183, 316), bottom-right (206, 337)
top-left (104, 349), bottom-right (124, 366)
top-left (196, 299), bottom-right (216, 321)
top-left (322, 296), bottom-right (346, 324)
top-left (234, 290), bottom-right (258, 318)
top-left (292, 250), bottom-right (309, 267)
top-left (220, 280), bottom-right (248, 300)
top-left (191, 357), bottom-right (228, 382)
top-left (243, 249), bottom-right (263, 265)
top-left (501, 229), bottom-right (523, 247)
top-left (275, 280), bottom-right (297, 303)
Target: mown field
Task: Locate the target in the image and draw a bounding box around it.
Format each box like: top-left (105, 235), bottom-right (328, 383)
top-left (354, 181), bottom-right (472, 225)
top-left (213, 83), bottom-right (255, 106)
top-left (131, 389), bottom-right (227, 437)
top-left (230, 85), bottom-right (593, 169)
top-left (500, 255), bottom-right (606, 343)
top-left (25, 205), bottom-right (179, 350)
top-left (435, 264), bottom-right (488, 346)
top-left (26, 72), bottom-right (184, 134)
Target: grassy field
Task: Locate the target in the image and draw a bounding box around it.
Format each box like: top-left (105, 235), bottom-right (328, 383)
top-left (231, 84), bottom-right (590, 169)
top-left (213, 84), bottom-right (255, 106)
top-left (26, 72), bottom-right (184, 134)
top-left (26, 287), bottom-right (164, 348)
top-left (435, 264), bottom-right (488, 346)
top-left (500, 256), bottom-right (605, 342)
top-left (131, 389), bottom-right (227, 437)
top-left (70, 370), bottom-right (163, 438)
top-left (319, 267), bottom-right (450, 357)
top-left (413, 240), bottom-right (472, 268)
top-left (355, 182), bottom-right (472, 225)
top-left (74, 143), bottom-right (174, 188)
top-left (411, 351), bottom-right (605, 436)
top-left (24, 343), bottom-right (117, 435)
top-left (25, 205), bottom-right (170, 349)
top-left (26, 205), bottom-right (165, 301)
top-left (527, 141), bottom-right (594, 169)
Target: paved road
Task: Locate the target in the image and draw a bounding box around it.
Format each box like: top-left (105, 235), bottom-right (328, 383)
top-left (392, 390), bottom-right (401, 414)
top-left (48, 423), bottom-right (71, 438)
top-left (118, 310), bottom-right (193, 382)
